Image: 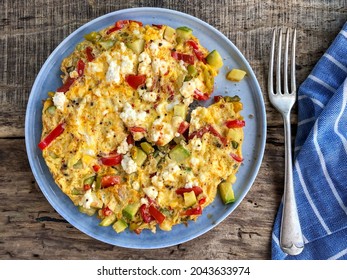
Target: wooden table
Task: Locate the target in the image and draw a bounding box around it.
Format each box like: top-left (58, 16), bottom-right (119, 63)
top-left (1, 0), bottom-right (346, 260)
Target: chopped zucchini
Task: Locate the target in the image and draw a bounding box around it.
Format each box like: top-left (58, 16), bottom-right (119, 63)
top-left (122, 203), bottom-right (140, 221)
top-left (163, 26), bottom-right (176, 42)
top-left (140, 142), bottom-right (155, 154)
top-left (131, 146), bottom-right (147, 166)
top-left (73, 159), bottom-right (83, 169)
top-left (219, 181), bottom-right (235, 204)
top-left (176, 26), bottom-right (192, 43)
top-left (184, 191), bottom-right (197, 207)
top-left (83, 175), bottom-right (95, 186)
top-left (173, 104), bottom-right (187, 119)
top-left (99, 213), bottom-right (117, 226)
top-left (98, 40), bottom-right (115, 50)
top-left (206, 50), bottom-right (223, 70)
top-left (78, 205), bottom-right (97, 216)
top-left (202, 66), bottom-right (215, 92)
top-left (169, 144), bottom-right (190, 163)
top-left (113, 219), bottom-right (128, 233)
top-left (226, 69), bottom-right (247, 82)
top-left (224, 95), bottom-right (241, 102)
top-left (126, 39), bottom-right (145, 54)
top-left (84, 31), bottom-right (101, 43)
top-left (187, 65), bottom-right (198, 77)
top-left (46, 105), bottom-right (56, 115)
top-left (71, 188), bottom-right (84, 195)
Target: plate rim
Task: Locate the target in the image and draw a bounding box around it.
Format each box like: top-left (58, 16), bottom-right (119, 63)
top-left (25, 7), bottom-right (267, 249)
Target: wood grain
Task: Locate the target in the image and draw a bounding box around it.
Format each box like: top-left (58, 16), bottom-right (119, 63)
top-left (1, 0), bottom-right (346, 260)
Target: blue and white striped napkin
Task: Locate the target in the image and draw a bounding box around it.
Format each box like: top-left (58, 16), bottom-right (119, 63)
top-left (272, 22), bottom-right (347, 260)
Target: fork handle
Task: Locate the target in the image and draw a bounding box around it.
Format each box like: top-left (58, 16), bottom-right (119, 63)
top-left (280, 112), bottom-right (304, 255)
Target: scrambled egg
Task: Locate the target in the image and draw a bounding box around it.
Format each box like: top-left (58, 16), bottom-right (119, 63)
top-left (39, 20), bottom-right (244, 234)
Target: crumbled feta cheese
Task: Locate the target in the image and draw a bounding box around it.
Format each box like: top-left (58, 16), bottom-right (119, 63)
top-left (120, 55), bottom-right (134, 75)
top-left (94, 88), bottom-right (101, 97)
top-left (140, 197), bottom-right (149, 205)
top-left (79, 189), bottom-right (94, 209)
top-left (117, 137), bottom-right (132, 154)
top-left (152, 58), bottom-right (169, 75)
top-left (88, 61), bottom-right (104, 73)
top-left (53, 92), bottom-right (67, 111)
top-left (139, 90), bottom-right (157, 103)
top-left (175, 132), bottom-right (180, 137)
top-left (138, 52), bottom-right (152, 74)
top-left (121, 154), bottom-right (137, 174)
top-left (151, 175), bottom-right (164, 188)
top-left (143, 186), bottom-right (158, 200)
top-left (149, 117), bottom-right (174, 145)
top-left (106, 60), bottom-right (121, 84)
top-left (133, 29), bottom-right (140, 36)
top-left (180, 79), bottom-right (196, 99)
top-left (132, 181), bottom-right (140, 191)
top-left (146, 77), bottom-right (153, 89)
top-left (69, 70), bottom-right (79, 78)
top-left (149, 42), bottom-right (159, 55)
top-left (120, 102), bottom-right (147, 126)
top-left (190, 157), bottom-right (200, 166)
top-left (120, 42), bottom-right (127, 52)
top-left (162, 162), bottom-right (181, 184)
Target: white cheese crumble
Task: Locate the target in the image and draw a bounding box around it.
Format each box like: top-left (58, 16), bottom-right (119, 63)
top-left (53, 92), bottom-right (67, 111)
top-left (120, 42), bottom-right (127, 52)
top-left (138, 51), bottom-right (152, 75)
top-left (120, 102), bottom-right (147, 126)
top-left (120, 55), bottom-right (134, 76)
top-left (151, 175), bottom-right (164, 188)
top-left (152, 58), bottom-right (169, 75)
top-left (117, 137), bottom-right (132, 154)
top-left (121, 154), bottom-right (137, 174)
top-left (132, 181), bottom-right (140, 191)
top-left (140, 197), bottom-right (149, 205)
top-left (143, 186), bottom-right (158, 200)
top-left (138, 89), bottom-right (157, 103)
top-left (106, 60), bottom-right (121, 84)
top-left (180, 79), bottom-right (196, 99)
top-left (88, 61), bottom-right (104, 73)
top-left (79, 189), bottom-right (94, 209)
top-left (190, 157), bottom-right (200, 167)
top-left (191, 137), bottom-right (203, 151)
top-left (162, 162), bottom-right (181, 184)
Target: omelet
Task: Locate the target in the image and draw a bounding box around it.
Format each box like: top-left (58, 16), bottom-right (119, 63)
top-left (38, 20), bottom-right (245, 234)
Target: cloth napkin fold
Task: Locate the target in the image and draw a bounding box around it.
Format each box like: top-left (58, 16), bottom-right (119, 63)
top-left (272, 22), bottom-right (347, 260)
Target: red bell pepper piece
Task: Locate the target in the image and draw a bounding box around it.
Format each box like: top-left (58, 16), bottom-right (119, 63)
top-left (102, 206), bottom-right (113, 216)
top-left (181, 206), bottom-right (202, 216)
top-left (226, 119), bottom-right (246, 128)
top-left (101, 175), bottom-right (121, 188)
top-left (171, 51), bottom-right (195, 64)
top-left (193, 49), bottom-right (206, 63)
top-left (193, 89), bottom-right (209, 101)
top-left (213, 95), bottom-right (223, 103)
top-left (189, 124), bottom-right (227, 146)
top-left (92, 164), bottom-right (101, 172)
top-left (177, 121), bottom-right (189, 134)
top-left (198, 197), bottom-right (206, 205)
top-left (175, 186), bottom-right (203, 196)
top-left (126, 134), bottom-right (135, 145)
top-left (230, 153), bottom-right (243, 163)
top-left (140, 204), bottom-right (154, 223)
top-left (85, 46), bottom-right (95, 62)
top-left (125, 74), bottom-right (146, 89)
top-left (100, 154), bottom-right (122, 166)
top-left (152, 24), bottom-right (163, 29)
top-left (129, 126), bottom-right (146, 133)
top-left (38, 122), bottom-right (65, 150)
top-left (106, 20), bottom-right (129, 34)
top-left (56, 76), bottom-right (76, 93)
top-left (76, 59), bottom-right (85, 77)
top-left (187, 39), bottom-right (199, 50)
top-left (148, 205), bottom-right (165, 224)
top-left (83, 184), bottom-right (91, 191)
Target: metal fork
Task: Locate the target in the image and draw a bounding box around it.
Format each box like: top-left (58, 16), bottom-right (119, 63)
top-left (268, 28), bottom-right (304, 255)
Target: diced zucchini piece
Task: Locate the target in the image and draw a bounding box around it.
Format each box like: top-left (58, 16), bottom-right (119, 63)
top-left (99, 213), bottom-right (117, 226)
top-left (140, 142), bottom-right (155, 154)
top-left (206, 50), bottom-right (223, 69)
top-left (184, 191), bottom-right (197, 207)
top-left (226, 69), bottom-right (247, 82)
top-left (169, 144), bottom-right (190, 163)
top-left (187, 65), bottom-right (198, 77)
top-left (176, 26), bottom-right (192, 43)
top-left (71, 188), bottom-right (84, 195)
top-left (126, 39), bottom-right (145, 54)
top-left (83, 175), bottom-right (95, 186)
top-left (224, 95), bottom-right (241, 102)
top-left (203, 66), bottom-right (214, 92)
top-left (95, 176), bottom-right (102, 190)
top-left (78, 205), bottom-right (97, 216)
top-left (164, 26), bottom-right (176, 41)
top-left (173, 104), bottom-right (187, 119)
top-left (219, 181), bottom-right (235, 204)
top-left (131, 146), bottom-right (147, 166)
top-left (84, 31), bottom-right (101, 43)
top-left (98, 40), bottom-right (115, 50)
top-left (73, 159), bottom-right (83, 169)
top-left (231, 140), bottom-right (239, 149)
top-left (113, 219), bottom-right (128, 233)
top-left (46, 105), bottom-right (56, 115)
top-left (122, 203), bottom-right (140, 221)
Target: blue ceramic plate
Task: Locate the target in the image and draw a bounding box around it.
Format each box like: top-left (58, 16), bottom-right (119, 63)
top-left (25, 8), bottom-right (266, 249)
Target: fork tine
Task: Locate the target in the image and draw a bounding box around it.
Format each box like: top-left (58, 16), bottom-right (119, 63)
top-left (283, 28), bottom-right (290, 94)
top-left (291, 29), bottom-right (297, 94)
top-left (276, 29), bottom-right (283, 95)
top-left (268, 29), bottom-right (276, 95)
